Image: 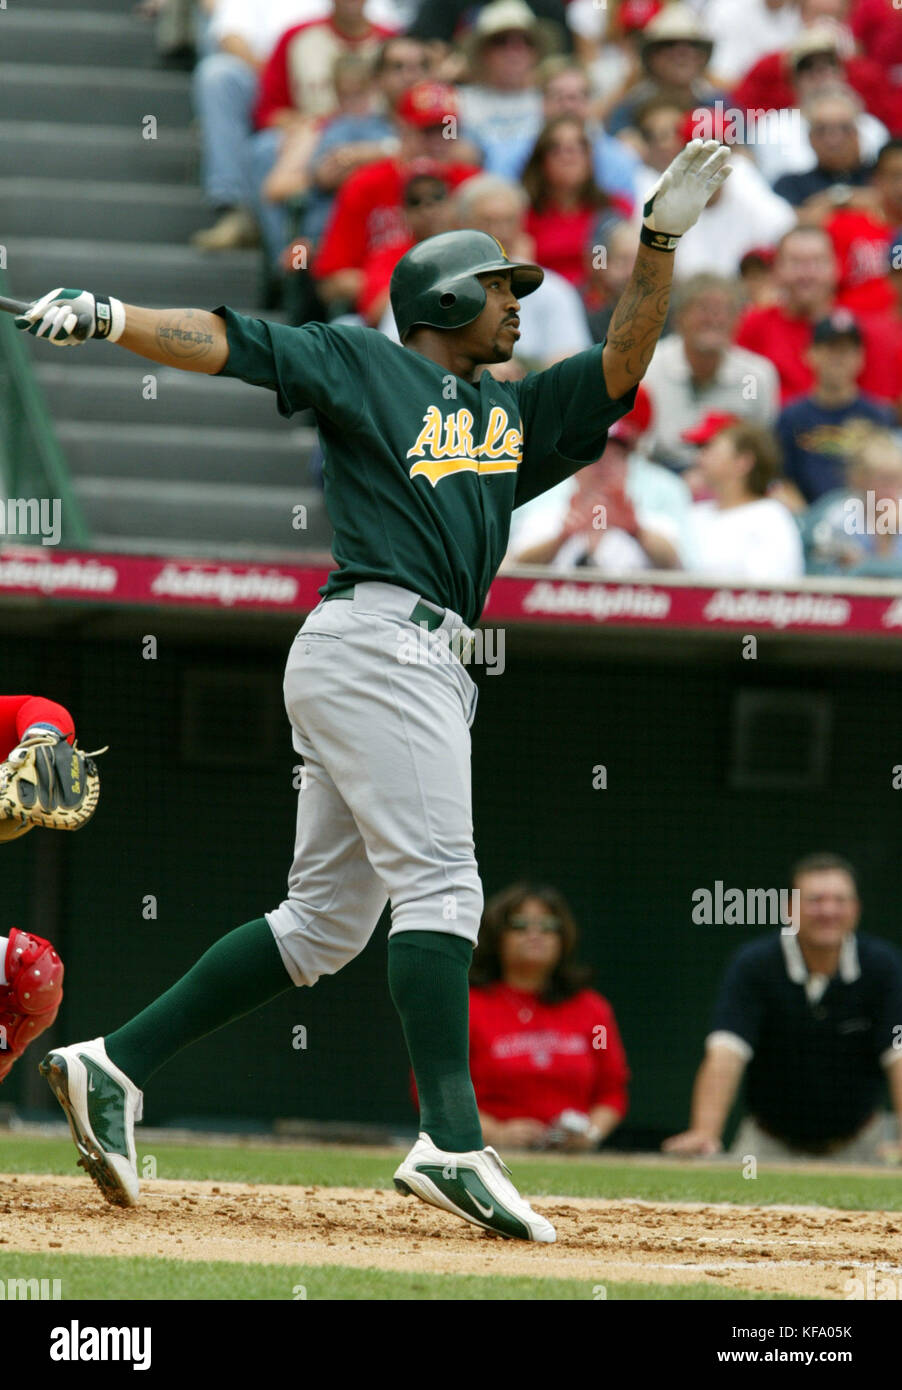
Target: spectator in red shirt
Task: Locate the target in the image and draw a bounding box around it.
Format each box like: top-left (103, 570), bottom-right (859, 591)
top-left (735, 224), bottom-right (902, 408)
top-left (466, 882), bottom-right (630, 1152)
top-left (818, 139), bottom-right (902, 315)
top-left (357, 163), bottom-right (454, 325)
top-left (263, 38), bottom-right (432, 246)
top-left (194, 2), bottom-right (397, 263)
top-left (254, 0), bottom-right (396, 131)
top-left (312, 81), bottom-right (482, 312)
top-left (521, 116), bottom-right (624, 287)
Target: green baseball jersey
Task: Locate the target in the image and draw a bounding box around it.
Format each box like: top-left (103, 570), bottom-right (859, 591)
top-left (214, 307), bottom-right (636, 628)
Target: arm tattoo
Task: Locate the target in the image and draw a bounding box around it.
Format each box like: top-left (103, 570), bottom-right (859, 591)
top-left (605, 246), bottom-right (673, 386)
top-left (155, 308), bottom-right (216, 362)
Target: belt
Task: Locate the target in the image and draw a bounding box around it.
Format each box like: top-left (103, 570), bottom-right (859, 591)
top-left (327, 585), bottom-right (445, 633)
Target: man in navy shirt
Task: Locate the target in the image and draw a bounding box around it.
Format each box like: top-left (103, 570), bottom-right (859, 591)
top-left (773, 88), bottom-right (874, 211)
top-left (664, 854), bottom-right (902, 1161)
top-left (776, 310), bottom-right (895, 506)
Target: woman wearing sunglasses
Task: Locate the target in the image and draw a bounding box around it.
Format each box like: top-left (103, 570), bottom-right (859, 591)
top-left (468, 882), bottom-right (630, 1151)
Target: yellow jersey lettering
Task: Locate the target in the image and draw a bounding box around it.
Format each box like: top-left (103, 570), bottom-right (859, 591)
top-left (407, 406), bottom-right (445, 460)
top-left (456, 409), bottom-right (475, 458)
top-left (409, 457), bottom-right (480, 485)
top-left (408, 405), bottom-right (521, 486)
top-left (476, 406), bottom-right (510, 459)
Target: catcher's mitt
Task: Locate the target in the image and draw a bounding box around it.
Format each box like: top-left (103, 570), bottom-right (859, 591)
top-left (0, 732), bottom-right (107, 841)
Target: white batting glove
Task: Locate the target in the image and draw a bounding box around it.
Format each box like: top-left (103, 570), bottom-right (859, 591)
top-left (14, 287), bottom-right (126, 346)
top-left (640, 139), bottom-right (732, 252)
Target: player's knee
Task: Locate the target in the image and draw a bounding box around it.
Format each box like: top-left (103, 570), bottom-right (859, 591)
top-left (266, 900), bottom-right (365, 988)
top-left (392, 876), bottom-right (484, 944)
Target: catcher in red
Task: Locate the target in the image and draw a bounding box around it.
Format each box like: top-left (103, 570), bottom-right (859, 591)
top-left (0, 695), bottom-right (104, 1084)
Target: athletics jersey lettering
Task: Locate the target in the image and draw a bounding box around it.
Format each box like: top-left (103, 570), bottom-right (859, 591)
top-left (407, 405), bottom-right (523, 487)
top-left (215, 311), bottom-right (629, 627)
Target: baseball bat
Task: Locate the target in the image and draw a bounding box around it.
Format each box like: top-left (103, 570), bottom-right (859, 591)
top-left (0, 293), bottom-right (92, 340)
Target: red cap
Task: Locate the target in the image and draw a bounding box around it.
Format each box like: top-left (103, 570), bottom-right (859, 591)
top-left (620, 0), bottom-right (664, 33)
top-left (397, 82), bottom-right (458, 130)
top-left (681, 410), bottom-right (738, 445)
top-left (629, 383), bottom-right (652, 434)
top-left (739, 245), bottom-right (776, 272)
top-left (608, 384), bottom-right (652, 446)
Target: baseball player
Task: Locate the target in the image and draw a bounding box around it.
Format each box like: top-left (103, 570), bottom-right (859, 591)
top-left (17, 140), bottom-right (730, 1241)
top-left (0, 696), bottom-right (103, 1084)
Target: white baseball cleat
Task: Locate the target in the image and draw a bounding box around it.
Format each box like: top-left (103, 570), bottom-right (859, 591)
top-left (393, 1131), bottom-right (556, 1242)
top-left (40, 1037), bottom-right (143, 1208)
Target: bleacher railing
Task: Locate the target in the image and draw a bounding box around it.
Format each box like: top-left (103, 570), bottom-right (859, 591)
top-left (0, 269), bottom-right (89, 547)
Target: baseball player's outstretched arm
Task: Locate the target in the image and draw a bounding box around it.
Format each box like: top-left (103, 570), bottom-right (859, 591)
top-left (14, 293), bottom-right (229, 374)
top-left (602, 139), bottom-right (732, 401)
top-left (116, 306), bottom-right (229, 373)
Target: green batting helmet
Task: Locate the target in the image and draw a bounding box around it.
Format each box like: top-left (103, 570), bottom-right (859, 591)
top-left (390, 229), bottom-right (544, 343)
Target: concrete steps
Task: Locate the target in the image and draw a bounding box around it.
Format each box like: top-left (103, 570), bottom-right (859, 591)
top-left (35, 364), bottom-right (302, 428)
top-left (27, 0), bottom-right (142, 12)
top-left (2, 10), bottom-right (161, 68)
top-left (56, 421), bottom-right (318, 488)
top-left (0, 123), bottom-right (198, 184)
top-left (0, 65), bottom-right (193, 128)
top-left (6, 239), bottom-right (261, 312)
top-left (75, 478), bottom-right (332, 552)
top-left (2, 6), bottom-right (332, 561)
top-left (1, 179), bottom-right (211, 245)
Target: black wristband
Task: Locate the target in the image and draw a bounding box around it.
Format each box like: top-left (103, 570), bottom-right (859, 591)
top-left (93, 296), bottom-right (113, 338)
top-left (640, 225), bottom-right (681, 253)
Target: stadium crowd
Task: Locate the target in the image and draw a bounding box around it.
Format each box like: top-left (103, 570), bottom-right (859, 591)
top-left (161, 0), bottom-right (902, 580)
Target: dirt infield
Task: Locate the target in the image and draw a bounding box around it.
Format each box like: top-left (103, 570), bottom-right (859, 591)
top-left (3, 1173), bottom-right (902, 1297)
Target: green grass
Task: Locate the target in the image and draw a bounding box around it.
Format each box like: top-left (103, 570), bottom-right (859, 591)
top-left (3, 1134), bottom-right (901, 1212)
top-left (0, 1251), bottom-right (791, 1301)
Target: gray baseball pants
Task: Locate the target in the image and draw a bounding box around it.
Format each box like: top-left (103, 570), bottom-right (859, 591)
top-left (266, 583), bottom-right (482, 986)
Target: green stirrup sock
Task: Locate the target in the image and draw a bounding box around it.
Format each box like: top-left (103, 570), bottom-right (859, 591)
top-left (104, 917), bottom-right (292, 1088)
top-left (387, 931), bottom-right (483, 1153)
